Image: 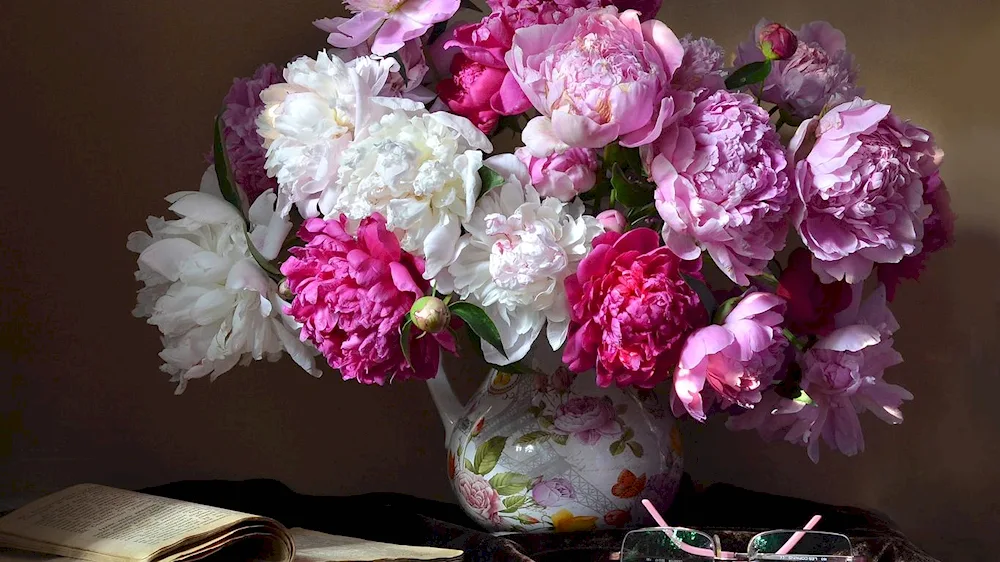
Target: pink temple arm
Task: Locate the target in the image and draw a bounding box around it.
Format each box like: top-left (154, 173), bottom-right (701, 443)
top-left (775, 515), bottom-right (822, 555)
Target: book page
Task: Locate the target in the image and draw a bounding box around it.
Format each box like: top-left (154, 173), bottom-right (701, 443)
top-left (0, 485), bottom-right (250, 561)
top-left (290, 529), bottom-right (462, 562)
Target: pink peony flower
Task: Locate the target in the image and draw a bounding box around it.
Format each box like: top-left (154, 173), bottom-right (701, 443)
top-left (441, 0), bottom-right (604, 117)
top-left (728, 285), bottom-right (912, 463)
top-left (515, 147), bottom-right (599, 201)
top-left (563, 228), bottom-right (708, 388)
top-left (218, 64), bottom-right (282, 204)
top-left (551, 396), bottom-right (621, 444)
top-left (455, 471), bottom-right (503, 525)
top-left (877, 172), bottom-right (956, 300)
top-left (672, 292), bottom-right (788, 421)
top-left (757, 22), bottom-right (798, 61)
top-left (531, 477), bottom-right (576, 507)
top-left (596, 209), bottom-right (627, 234)
top-left (647, 90), bottom-right (794, 286)
top-left (315, 0), bottom-right (459, 56)
top-left (280, 214), bottom-right (456, 385)
top-left (735, 20), bottom-right (862, 121)
top-left (437, 54), bottom-right (506, 134)
top-left (507, 7), bottom-right (685, 155)
top-left (336, 38), bottom-right (434, 102)
top-left (670, 35), bottom-right (726, 92)
top-left (789, 98), bottom-right (944, 284)
top-left (777, 248), bottom-right (852, 336)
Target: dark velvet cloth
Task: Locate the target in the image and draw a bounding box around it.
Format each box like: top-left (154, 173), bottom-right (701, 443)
top-left (141, 477), bottom-right (938, 562)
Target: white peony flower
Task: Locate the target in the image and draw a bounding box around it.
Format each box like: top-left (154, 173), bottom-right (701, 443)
top-left (323, 107), bottom-right (493, 278)
top-left (445, 154), bottom-right (603, 365)
top-left (127, 166), bottom-right (320, 394)
top-left (256, 50), bottom-right (406, 219)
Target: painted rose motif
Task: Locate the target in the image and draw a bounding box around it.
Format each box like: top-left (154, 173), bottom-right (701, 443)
top-left (552, 396), bottom-right (621, 445)
top-left (611, 469), bottom-right (647, 498)
top-left (455, 471), bottom-right (503, 525)
top-left (531, 477), bottom-right (576, 507)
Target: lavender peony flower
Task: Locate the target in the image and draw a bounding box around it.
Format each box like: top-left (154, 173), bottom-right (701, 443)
top-left (646, 90), bottom-right (794, 286)
top-left (788, 98), bottom-right (943, 284)
top-left (515, 147), bottom-right (600, 202)
top-left (219, 64), bottom-right (282, 204)
top-left (507, 7), bottom-right (685, 155)
top-left (672, 292), bottom-right (788, 421)
top-left (671, 35), bottom-right (726, 93)
top-left (735, 20), bottom-right (862, 121)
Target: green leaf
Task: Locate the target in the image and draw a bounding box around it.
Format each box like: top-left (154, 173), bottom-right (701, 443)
top-left (428, 21), bottom-right (449, 45)
top-left (538, 415), bottom-right (555, 429)
top-left (451, 302), bottom-right (507, 358)
top-left (213, 116), bottom-right (245, 216)
top-left (387, 51), bottom-right (409, 85)
top-left (465, 327), bottom-right (534, 373)
top-left (610, 441), bottom-right (626, 456)
top-left (551, 434), bottom-right (569, 446)
top-left (473, 435), bottom-right (506, 475)
top-left (615, 404), bottom-right (628, 415)
top-left (478, 166), bottom-right (506, 198)
top-left (516, 514), bottom-right (540, 525)
top-left (465, 459), bottom-right (475, 472)
top-left (682, 274), bottom-right (718, 320)
top-left (627, 441), bottom-right (644, 458)
top-left (713, 296), bottom-right (741, 325)
top-left (793, 390), bottom-right (814, 406)
top-left (610, 163), bottom-right (654, 207)
top-left (527, 405), bottom-right (544, 417)
top-left (725, 60), bottom-right (772, 91)
top-left (515, 431), bottom-right (551, 446)
top-left (622, 427), bottom-right (635, 441)
top-left (490, 472), bottom-right (533, 495)
top-left (500, 495), bottom-right (527, 513)
top-left (244, 229), bottom-right (283, 278)
top-left (400, 320), bottom-right (413, 368)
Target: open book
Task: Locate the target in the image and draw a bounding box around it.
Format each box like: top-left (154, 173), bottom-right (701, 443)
top-left (0, 485), bottom-right (462, 562)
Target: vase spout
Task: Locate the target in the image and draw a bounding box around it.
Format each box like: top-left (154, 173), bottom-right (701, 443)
top-left (425, 356), bottom-right (464, 445)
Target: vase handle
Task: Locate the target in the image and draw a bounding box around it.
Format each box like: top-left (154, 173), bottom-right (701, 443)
top-left (425, 353), bottom-right (464, 446)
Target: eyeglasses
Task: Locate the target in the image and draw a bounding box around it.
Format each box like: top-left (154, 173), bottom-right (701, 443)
top-left (618, 500), bottom-right (864, 562)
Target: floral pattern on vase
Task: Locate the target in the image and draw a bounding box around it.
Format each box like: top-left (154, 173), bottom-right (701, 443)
top-left (445, 347), bottom-right (683, 532)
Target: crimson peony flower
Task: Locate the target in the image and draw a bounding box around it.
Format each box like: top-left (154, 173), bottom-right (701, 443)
top-left (777, 248), bottom-right (852, 336)
top-left (562, 228), bottom-right (707, 388)
top-left (280, 214), bottom-right (455, 385)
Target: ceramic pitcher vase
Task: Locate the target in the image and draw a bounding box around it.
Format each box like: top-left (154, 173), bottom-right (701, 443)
top-left (426, 344), bottom-right (683, 533)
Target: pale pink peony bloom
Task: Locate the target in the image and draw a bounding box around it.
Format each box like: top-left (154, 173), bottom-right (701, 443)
top-left (789, 98), bottom-right (943, 284)
top-left (877, 172), bottom-right (956, 300)
top-left (735, 20), bottom-right (863, 121)
top-left (515, 147), bottom-right (599, 201)
top-left (728, 285), bottom-right (912, 463)
top-left (455, 471), bottom-right (503, 526)
top-left (280, 214), bottom-right (456, 385)
top-left (670, 35), bottom-right (726, 92)
top-left (647, 90), bottom-right (793, 286)
top-left (218, 64), bottom-right (282, 204)
top-left (563, 228), bottom-right (708, 388)
top-left (315, 0), bottom-right (459, 56)
top-left (335, 38), bottom-right (434, 102)
top-left (507, 7), bottom-right (685, 155)
top-left (551, 396), bottom-right (621, 444)
top-left (596, 210), bottom-right (627, 233)
top-left (672, 292), bottom-right (789, 421)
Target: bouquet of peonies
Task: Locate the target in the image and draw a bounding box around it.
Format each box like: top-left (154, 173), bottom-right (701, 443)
top-left (128, 1), bottom-right (954, 462)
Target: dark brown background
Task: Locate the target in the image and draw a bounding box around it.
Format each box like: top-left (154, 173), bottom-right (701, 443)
top-left (1, 1), bottom-right (998, 560)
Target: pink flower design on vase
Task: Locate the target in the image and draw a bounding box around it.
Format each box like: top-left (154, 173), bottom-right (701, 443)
top-left (788, 98), bottom-right (944, 284)
top-left (315, 0), bottom-right (459, 56)
top-left (280, 214), bottom-right (456, 385)
top-left (530, 477), bottom-right (576, 507)
top-left (507, 7), bottom-right (686, 155)
top-left (455, 471), bottom-right (503, 525)
top-left (645, 89), bottom-right (794, 285)
top-left (672, 292), bottom-right (789, 421)
top-left (562, 228), bottom-right (707, 388)
top-left (552, 397), bottom-right (621, 445)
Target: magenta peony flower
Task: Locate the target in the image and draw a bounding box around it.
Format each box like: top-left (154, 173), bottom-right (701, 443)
top-left (563, 228), bottom-right (708, 388)
top-left (728, 285), bottom-right (912, 463)
top-left (789, 98), bottom-right (944, 284)
top-left (777, 248), bottom-right (852, 336)
top-left (219, 64), bottom-right (282, 204)
top-left (437, 54), bottom-right (507, 133)
top-left (757, 22), bottom-right (798, 61)
top-left (515, 147), bottom-right (599, 201)
top-left (315, 0), bottom-right (459, 56)
top-left (646, 90), bottom-right (793, 286)
top-left (551, 396), bottom-right (621, 444)
top-left (531, 477), bottom-right (576, 507)
top-left (455, 471), bottom-right (503, 525)
top-left (735, 20), bottom-right (862, 121)
top-left (877, 172), bottom-right (956, 300)
top-left (508, 7), bottom-right (685, 155)
top-left (280, 214), bottom-right (456, 385)
top-left (672, 292), bottom-right (788, 421)
top-left (671, 35), bottom-right (726, 92)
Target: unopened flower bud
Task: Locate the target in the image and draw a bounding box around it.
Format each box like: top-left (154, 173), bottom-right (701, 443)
top-left (758, 22), bottom-right (798, 61)
top-left (278, 278), bottom-right (294, 301)
top-left (596, 209), bottom-right (626, 233)
top-left (410, 296), bottom-right (451, 334)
